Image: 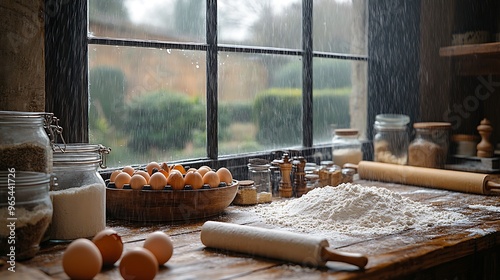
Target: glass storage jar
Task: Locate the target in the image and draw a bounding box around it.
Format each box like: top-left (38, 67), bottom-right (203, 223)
top-left (248, 158), bottom-right (271, 194)
top-left (373, 114), bottom-right (410, 165)
top-left (0, 171), bottom-right (53, 260)
top-left (0, 111), bottom-right (55, 173)
top-left (332, 128), bottom-right (363, 168)
top-left (49, 143), bottom-right (110, 241)
top-left (408, 122), bottom-right (451, 168)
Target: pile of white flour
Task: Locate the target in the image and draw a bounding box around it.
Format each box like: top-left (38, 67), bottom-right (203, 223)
top-left (252, 183), bottom-right (467, 236)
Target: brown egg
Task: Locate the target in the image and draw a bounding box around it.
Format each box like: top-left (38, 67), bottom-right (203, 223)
top-left (62, 238), bottom-right (102, 280)
top-left (122, 166), bottom-right (135, 176)
top-left (119, 247), bottom-right (158, 280)
top-left (129, 174), bottom-right (147, 190)
top-left (158, 168), bottom-right (169, 178)
top-left (115, 172), bottom-right (132, 189)
top-left (110, 170), bottom-right (122, 182)
top-left (167, 170), bottom-right (185, 190)
top-left (160, 162), bottom-right (170, 173)
top-left (203, 170), bottom-right (220, 188)
top-left (171, 164), bottom-right (186, 175)
top-left (184, 170), bottom-right (203, 189)
top-left (187, 167), bottom-right (197, 173)
top-left (149, 172), bottom-right (168, 190)
top-left (143, 231), bottom-right (174, 265)
top-left (92, 229), bottom-right (123, 266)
top-left (145, 162), bottom-right (161, 175)
top-left (197, 166), bottom-right (211, 177)
top-left (134, 170), bottom-right (151, 183)
top-left (216, 167), bottom-right (233, 184)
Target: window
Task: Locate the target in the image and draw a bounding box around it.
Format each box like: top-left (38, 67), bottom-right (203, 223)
top-left (49, 0), bottom-right (368, 169)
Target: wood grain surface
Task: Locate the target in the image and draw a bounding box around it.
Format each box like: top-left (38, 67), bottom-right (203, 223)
top-left (4, 179), bottom-right (500, 279)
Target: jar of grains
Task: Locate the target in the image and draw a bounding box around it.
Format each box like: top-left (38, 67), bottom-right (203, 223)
top-left (408, 122), bottom-right (451, 169)
top-left (49, 143), bottom-right (110, 241)
top-left (332, 128), bottom-right (363, 168)
top-left (373, 114), bottom-right (410, 165)
top-left (0, 171), bottom-right (53, 260)
top-left (0, 111), bottom-right (56, 173)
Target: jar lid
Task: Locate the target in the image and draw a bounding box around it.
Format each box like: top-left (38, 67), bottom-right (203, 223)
top-left (238, 180), bottom-right (255, 186)
top-left (451, 134), bottom-right (480, 142)
top-left (0, 171), bottom-right (51, 187)
top-left (53, 143), bottom-right (111, 168)
top-left (413, 122), bottom-right (451, 129)
top-left (0, 110), bottom-right (50, 125)
top-left (375, 114), bottom-right (410, 125)
top-left (334, 128), bottom-right (359, 136)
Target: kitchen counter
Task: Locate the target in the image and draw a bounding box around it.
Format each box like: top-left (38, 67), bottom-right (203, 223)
top-left (3, 179), bottom-right (500, 279)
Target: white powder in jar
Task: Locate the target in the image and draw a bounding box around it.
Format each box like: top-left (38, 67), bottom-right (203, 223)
top-left (252, 183), bottom-right (467, 236)
top-left (49, 183), bottom-right (105, 240)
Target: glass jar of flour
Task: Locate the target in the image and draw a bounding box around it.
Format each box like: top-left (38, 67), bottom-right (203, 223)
top-left (373, 114), bottom-right (410, 165)
top-left (332, 128), bottom-right (363, 168)
top-left (49, 144), bottom-right (110, 241)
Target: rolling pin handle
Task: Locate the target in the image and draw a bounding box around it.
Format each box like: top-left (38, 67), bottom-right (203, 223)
top-left (486, 181), bottom-right (500, 191)
top-left (320, 247), bottom-right (368, 269)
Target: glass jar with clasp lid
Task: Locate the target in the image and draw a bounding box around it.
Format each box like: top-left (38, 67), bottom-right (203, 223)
top-left (49, 143), bottom-right (110, 241)
top-left (373, 114), bottom-right (410, 165)
top-left (0, 111), bottom-right (63, 174)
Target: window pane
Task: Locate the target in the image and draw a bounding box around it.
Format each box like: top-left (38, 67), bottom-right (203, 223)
top-left (88, 45), bottom-right (206, 167)
top-left (218, 53), bottom-right (302, 155)
top-left (313, 0), bottom-right (367, 55)
top-left (312, 58), bottom-right (368, 144)
top-left (218, 0), bottom-right (302, 49)
top-left (88, 0), bottom-right (206, 43)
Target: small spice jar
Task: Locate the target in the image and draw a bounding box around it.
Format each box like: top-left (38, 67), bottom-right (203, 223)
top-left (232, 180), bottom-right (257, 205)
top-left (408, 122), bottom-right (451, 169)
top-left (332, 128), bottom-right (363, 168)
top-left (373, 114), bottom-right (410, 165)
top-left (0, 171), bottom-right (53, 260)
top-left (247, 158), bottom-right (271, 194)
top-left (49, 143), bottom-right (110, 241)
top-left (451, 134), bottom-right (479, 157)
top-left (0, 111), bottom-right (55, 173)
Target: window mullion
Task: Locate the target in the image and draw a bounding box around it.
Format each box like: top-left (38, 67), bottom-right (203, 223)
top-left (302, 0), bottom-right (313, 147)
top-left (206, 0), bottom-right (218, 159)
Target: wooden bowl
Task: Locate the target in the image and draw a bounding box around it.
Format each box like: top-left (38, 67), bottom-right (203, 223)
top-left (106, 181), bottom-right (239, 222)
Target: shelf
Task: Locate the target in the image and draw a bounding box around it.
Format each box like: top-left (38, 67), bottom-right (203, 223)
top-left (440, 42), bottom-right (500, 57)
top-left (439, 42), bottom-right (500, 76)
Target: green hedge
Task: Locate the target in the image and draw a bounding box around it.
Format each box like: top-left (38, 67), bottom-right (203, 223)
top-left (125, 90), bottom-right (204, 152)
top-left (271, 59), bottom-right (351, 89)
top-left (254, 88), bottom-right (350, 145)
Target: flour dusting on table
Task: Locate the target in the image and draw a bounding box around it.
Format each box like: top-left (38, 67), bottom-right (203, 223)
top-left (252, 183), bottom-right (467, 236)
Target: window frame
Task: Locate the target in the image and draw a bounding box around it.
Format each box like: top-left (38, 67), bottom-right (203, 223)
top-left (45, 0), bottom-right (371, 176)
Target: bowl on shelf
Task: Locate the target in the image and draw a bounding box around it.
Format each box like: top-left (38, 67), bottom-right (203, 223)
top-left (106, 180), bottom-right (239, 222)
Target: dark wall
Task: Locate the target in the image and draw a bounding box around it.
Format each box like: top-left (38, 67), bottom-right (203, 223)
top-left (367, 0), bottom-right (421, 139)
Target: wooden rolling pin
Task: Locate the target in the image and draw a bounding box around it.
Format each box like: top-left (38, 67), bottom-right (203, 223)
top-left (352, 161), bottom-right (500, 195)
top-left (200, 221), bottom-right (368, 268)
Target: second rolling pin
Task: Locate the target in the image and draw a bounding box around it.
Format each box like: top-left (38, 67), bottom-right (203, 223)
top-left (354, 161), bottom-right (500, 195)
top-left (200, 221), bottom-right (368, 268)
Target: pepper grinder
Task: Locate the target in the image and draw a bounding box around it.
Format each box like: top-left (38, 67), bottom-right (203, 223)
top-left (477, 118), bottom-right (494, 158)
top-left (278, 153), bottom-right (293, 198)
top-left (293, 156), bottom-right (307, 197)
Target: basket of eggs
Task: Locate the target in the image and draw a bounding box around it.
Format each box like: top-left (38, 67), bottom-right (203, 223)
top-left (106, 162), bottom-right (238, 222)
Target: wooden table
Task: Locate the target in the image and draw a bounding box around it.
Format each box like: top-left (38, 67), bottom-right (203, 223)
top-left (3, 180), bottom-right (500, 279)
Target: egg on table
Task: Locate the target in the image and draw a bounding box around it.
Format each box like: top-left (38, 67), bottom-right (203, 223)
top-left (120, 247), bottom-right (158, 280)
top-left (62, 238), bottom-right (102, 279)
top-left (143, 231), bottom-right (174, 265)
top-left (92, 229), bottom-right (123, 266)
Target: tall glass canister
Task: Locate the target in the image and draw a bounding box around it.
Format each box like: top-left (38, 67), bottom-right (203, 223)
top-left (373, 114), bottom-right (410, 165)
top-left (49, 144), bottom-right (110, 241)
